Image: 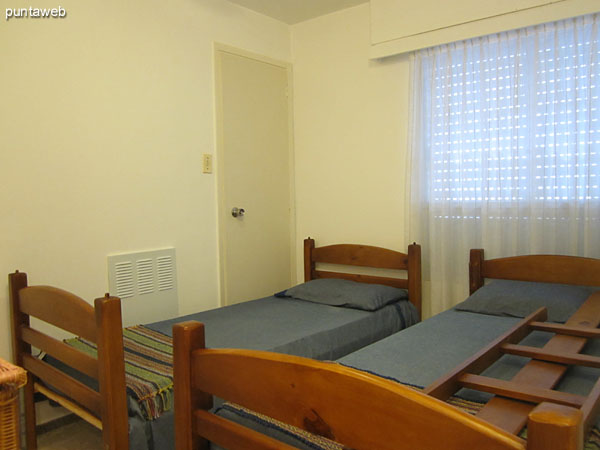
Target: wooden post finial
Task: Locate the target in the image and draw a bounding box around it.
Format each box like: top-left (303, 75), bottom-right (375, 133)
top-left (528, 403), bottom-right (583, 450)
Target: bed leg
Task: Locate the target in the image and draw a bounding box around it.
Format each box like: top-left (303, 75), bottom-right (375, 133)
top-left (9, 272), bottom-right (37, 449)
top-left (527, 403), bottom-right (583, 450)
top-left (174, 321), bottom-right (212, 450)
top-left (23, 374), bottom-right (37, 449)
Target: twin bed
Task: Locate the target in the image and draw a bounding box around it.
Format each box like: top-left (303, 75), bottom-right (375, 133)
top-left (175, 250), bottom-right (600, 450)
top-left (9, 238), bottom-right (421, 450)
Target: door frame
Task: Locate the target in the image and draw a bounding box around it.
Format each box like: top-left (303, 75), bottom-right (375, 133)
top-left (213, 42), bottom-right (296, 306)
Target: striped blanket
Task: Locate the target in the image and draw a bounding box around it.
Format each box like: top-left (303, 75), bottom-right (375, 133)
top-left (217, 388), bottom-right (600, 450)
top-left (66, 325), bottom-right (173, 420)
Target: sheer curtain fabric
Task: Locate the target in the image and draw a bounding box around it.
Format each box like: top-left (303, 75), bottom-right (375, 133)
top-left (409, 14), bottom-right (600, 317)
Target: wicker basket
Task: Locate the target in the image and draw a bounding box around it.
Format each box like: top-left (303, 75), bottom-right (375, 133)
top-left (0, 358), bottom-right (27, 450)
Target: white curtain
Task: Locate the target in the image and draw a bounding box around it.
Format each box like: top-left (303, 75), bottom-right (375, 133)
top-left (408, 14), bottom-right (600, 318)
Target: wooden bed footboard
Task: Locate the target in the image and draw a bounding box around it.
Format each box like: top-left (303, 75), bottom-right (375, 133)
top-left (173, 320), bottom-right (526, 450)
top-left (174, 319), bottom-right (597, 450)
top-left (8, 271), bottom-right (129, 450)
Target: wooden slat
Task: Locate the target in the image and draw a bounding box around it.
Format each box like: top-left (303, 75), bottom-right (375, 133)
top-left (425, 307), bottom-right (548, 401)
top-left (19, 286), bottom-right (97, 342)
top-left (481, 255), bottom-right (600, 287)
top-left (35, 383), bottom-right (102, 430)
top-left (190, 347), bottom-right (525, 450)
top-left (476, 292), bottom-right (600, 434)
top-left (313, 270), bottom-right (408, 289)
top-left (312, 243), bottom-right (409, 270)
top-left (530, 322), bottom-right (600, 339)
top-left (22, 354), bottom-right (101, 417)
top-left (21, 326), bottom-right (98, 379)
top-left (458, 374), bottom-right (586, 408)
top-left (501, 343), bottom-right (600, 368)
top-left (195, 410), bottom-right (301, 450)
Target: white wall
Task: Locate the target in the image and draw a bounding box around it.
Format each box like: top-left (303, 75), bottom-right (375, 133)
top-left (3, 0), bottom-right (590, 360)
top-left (0, 0), bottom-right (290, 361)
top-left (291, 4), bottom-right (412, 282)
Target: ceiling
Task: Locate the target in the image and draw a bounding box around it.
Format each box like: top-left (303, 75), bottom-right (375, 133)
top-left (226, 0), bottom-right (368, 24)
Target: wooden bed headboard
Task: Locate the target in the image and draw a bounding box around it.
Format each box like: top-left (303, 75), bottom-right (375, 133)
top-left (303, 238), bottom-right (422, 318)
top-left (469, 249), bottom-right (600, 295)
top-left (8, 271), bottom-right (129, 449)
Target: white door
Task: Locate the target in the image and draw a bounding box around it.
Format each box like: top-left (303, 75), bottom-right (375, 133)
top-left (215, 45), bottom-right (294, 306)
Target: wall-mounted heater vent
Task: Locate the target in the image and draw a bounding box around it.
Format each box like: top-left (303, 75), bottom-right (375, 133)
top-left (137, 259), bottom-right (154, 295)
top-left (114, 261), bottom-right (135, 299)
top-left (157, 255), bottom-right (174, 291)
top-left (108, 248), bottom-right (178, 327)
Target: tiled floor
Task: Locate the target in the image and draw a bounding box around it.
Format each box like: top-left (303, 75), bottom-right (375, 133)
top-left (37, 416), bottom-right (102, 450)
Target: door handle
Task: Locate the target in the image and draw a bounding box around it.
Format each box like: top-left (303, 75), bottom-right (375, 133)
top-left (231, 207), bottom-right (245, 218)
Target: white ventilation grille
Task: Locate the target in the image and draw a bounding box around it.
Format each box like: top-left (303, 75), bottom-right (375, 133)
top-left (107, 248), bottom-right (178, 326)
top-left (137, 259), bottom-right (154, 295)
top-left (157, 256), bottom-right (174, 291)
top-left (114, 261), bottom-right (135, 299)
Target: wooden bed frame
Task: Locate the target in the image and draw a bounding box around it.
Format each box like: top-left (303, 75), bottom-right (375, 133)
top-left (8, 274), bottom-right (128, 450)
top-left (463, 249), bottom-right (600, 442)
top-left (9, 237), bottom-right (421, 450)
top-left (174, 250), bottom-right (600, 450)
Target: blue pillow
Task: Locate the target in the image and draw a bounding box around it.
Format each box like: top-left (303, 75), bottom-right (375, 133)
top-left (277, 278), bottom-right (408, 312)
top-left (455, 279), bottom-right (600, 323)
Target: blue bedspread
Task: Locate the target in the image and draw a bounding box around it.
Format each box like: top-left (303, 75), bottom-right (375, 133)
top-left (145, 295), bottom-right (416, 361)
top-left (339, 308), bottom-right (600, 407)
top-left (128, 295), bottom-right (418, 449)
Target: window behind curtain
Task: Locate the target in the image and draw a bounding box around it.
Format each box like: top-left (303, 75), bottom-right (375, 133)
top-left (409, 14), bottom-right (600, 316)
